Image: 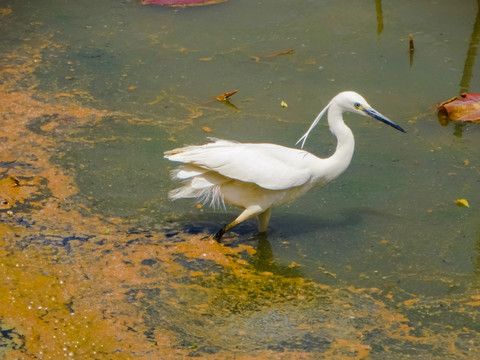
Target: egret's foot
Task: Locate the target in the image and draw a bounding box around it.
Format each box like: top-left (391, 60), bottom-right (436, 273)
top-left (213, 227), bottom-right (226, 242)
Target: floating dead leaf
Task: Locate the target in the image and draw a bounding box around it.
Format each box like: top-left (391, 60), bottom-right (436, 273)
top-left (216, 90), bottom-right (238, 101)
top-left (252, 49), bottom-right (294, 62)
top-left (201, 126), bottom-right (212, 132)
top-left (280, 100), bottom-right (288, 108)
top-left (438, 93), bottom-right (480, 121)
top-left (141, 0), bottom-right (227, 6)
top-left (455, 198), bottom-right (470, 208)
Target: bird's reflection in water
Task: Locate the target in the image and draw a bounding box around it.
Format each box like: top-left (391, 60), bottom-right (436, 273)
top-left (248, 233), bottom-right (304, 278)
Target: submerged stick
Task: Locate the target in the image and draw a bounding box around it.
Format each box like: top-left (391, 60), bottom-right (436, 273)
top-left (409, 34), bottom-right (415, 67)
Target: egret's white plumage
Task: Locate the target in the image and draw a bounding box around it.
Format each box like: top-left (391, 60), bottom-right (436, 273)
top-left (165, 91), bottom-right (405, 240)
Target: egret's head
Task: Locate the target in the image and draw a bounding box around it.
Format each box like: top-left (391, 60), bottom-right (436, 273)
top-left (336, 91), bottom-right (406, 133)
top-left (334, 91), bottom-right (370, 113)
top-left (296, 90), bottom-right (405, 149)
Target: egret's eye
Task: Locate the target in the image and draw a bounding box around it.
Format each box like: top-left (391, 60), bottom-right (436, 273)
top-left (354, 102), bottom-right (361, 110)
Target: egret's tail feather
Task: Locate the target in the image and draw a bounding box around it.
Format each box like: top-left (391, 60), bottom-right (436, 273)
top-left (169, 183), bottom-right (225, 210)
top-left (168, 165), bottom-right (227, 210)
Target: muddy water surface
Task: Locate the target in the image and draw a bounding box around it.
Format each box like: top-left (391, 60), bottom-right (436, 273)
top-left (1, 0), bottom-right (480, 358)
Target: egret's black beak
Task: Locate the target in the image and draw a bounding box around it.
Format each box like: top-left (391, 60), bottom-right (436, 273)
top-left (363, 108), bottom-right (406, 133)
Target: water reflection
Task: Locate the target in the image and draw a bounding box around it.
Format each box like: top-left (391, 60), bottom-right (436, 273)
top-left (375, 0), bottom-right (384, 35)
top-left (250, 234), bottom-right (304, 278)
top-left (460, 2), bottom-right (480, 93)
top-left (453, 2), bottom-right (480, 136)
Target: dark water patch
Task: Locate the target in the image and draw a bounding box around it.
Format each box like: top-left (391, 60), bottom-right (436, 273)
top-left (14, 233), bottom-right (96, 252)
top-left (173, 253), bottom-right (224, 274)
top-left (0, 322), bottom-right (25, 355)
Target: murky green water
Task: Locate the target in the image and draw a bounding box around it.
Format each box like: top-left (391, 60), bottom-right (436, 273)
top-left (2, 0), bottom-right (480, 357)
top-left (14, 0), bottom-right (480, 293)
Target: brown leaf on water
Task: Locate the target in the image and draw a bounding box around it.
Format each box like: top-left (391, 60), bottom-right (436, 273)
top-left (252, 49), bottom-right (294, 62)
top-left (438, 93), bottom-right (480, 121)
top-left (141, 0), bottom-right (227, 6)
top-left (215, 90), bottom-right (238, 101)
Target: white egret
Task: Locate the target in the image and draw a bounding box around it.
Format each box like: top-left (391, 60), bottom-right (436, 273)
top-left (165, 91), bottom-right (405, 240)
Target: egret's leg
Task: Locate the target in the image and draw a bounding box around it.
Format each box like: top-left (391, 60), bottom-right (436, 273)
top-left (257, 208), bottom-right (272, 233)
top-left (213, 207), bottom-right (264, 241)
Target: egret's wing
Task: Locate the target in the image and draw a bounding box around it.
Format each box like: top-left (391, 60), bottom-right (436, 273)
top-left (165, 140), bottom-right (317, 190)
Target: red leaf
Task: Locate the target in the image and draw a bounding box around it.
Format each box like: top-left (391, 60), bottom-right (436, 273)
top-left (141, 0), bottom-right (227, 6)
top-left (438, 93), bottom-right (480, 121)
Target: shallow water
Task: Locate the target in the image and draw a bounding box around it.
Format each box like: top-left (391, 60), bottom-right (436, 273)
top-left (1, 0), bottom-right (480, 358)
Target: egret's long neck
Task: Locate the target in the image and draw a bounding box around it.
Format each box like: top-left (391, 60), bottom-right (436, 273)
top-left (324, 104), bottom-right (355, 180)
